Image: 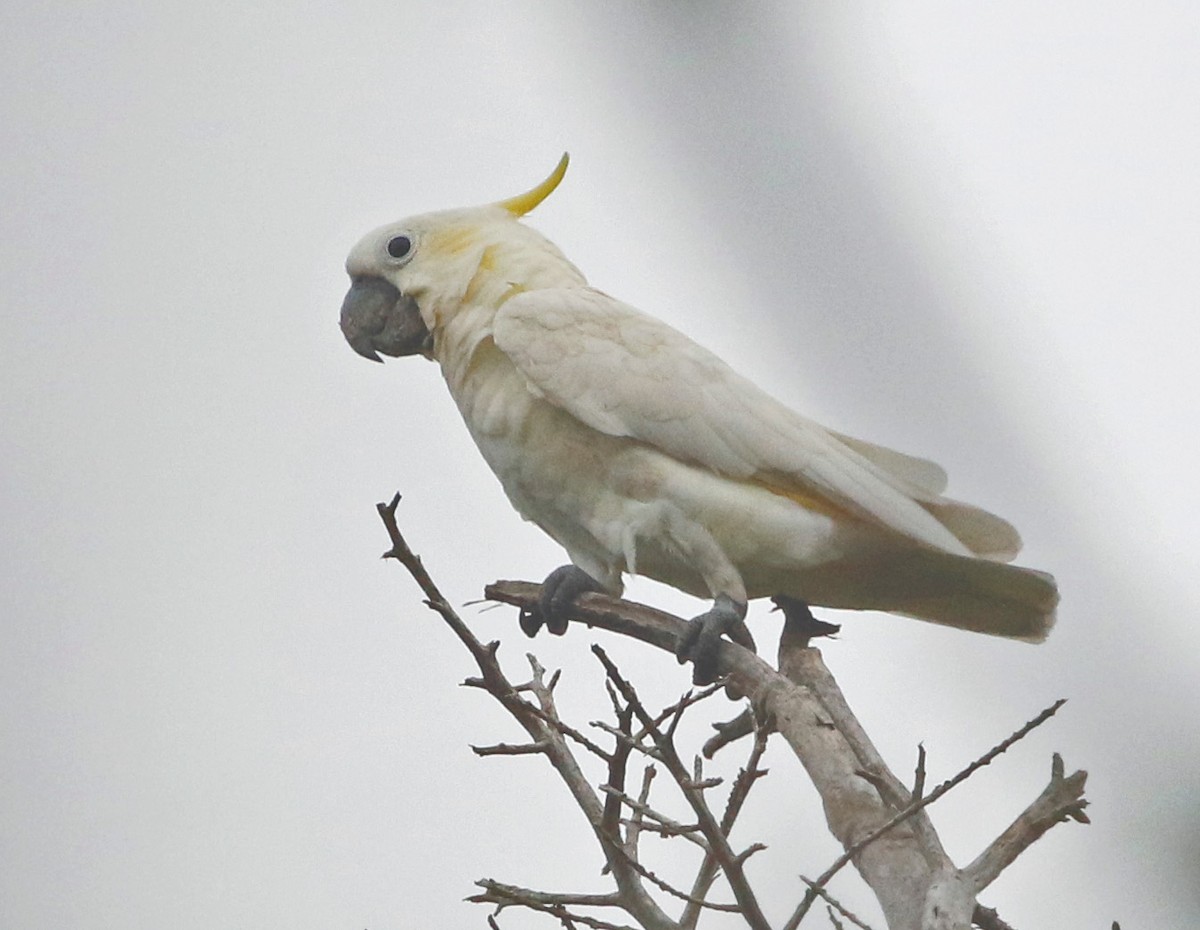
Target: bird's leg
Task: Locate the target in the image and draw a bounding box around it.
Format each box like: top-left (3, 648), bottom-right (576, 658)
top-left (519, 564), bottom-right (605, 637)
top-left (675, 595), bottom-right (754, 686)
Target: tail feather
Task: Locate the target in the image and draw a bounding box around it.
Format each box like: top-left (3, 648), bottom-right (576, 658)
top-left (887, 549), bottom-right (1058, 642)
top-left (792, 547), bottom-right (1058, 642)
top-left (921, 498), bottom-right (1023, 562)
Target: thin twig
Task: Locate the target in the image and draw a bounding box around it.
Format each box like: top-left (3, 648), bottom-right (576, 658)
top-left (469, 880), bottom-right (621, 911)
top-left (377, 498), bottom-right (676, 930)
top-left (800, 879), bottom-right (879, 930)
top-left (625, 862), bottom-right (740, 912)
top-left (680, 716), bottom-right (770, 930)
top-left (601, 705), bottom-right (635, 847)
top-left (912, 744), bottom-right (927, 801)
top-left (521, 694), bottom-right (614, 762)
top-left (649, 683), bottom-right (729, 732)
top-left (590, 720), bottom-right (665, 763)
top-left (599, 784), bottom-right (708, 849)
top-left (472, 740), bottom-right (549, 757)
top-left (593, 645), bottom-right (772, 930)
top-left (377, 493), bottom-right (493, 664)
top-left (622, 766), bottom-right (655, 860)
top-left (601, 835), bottom-right (741, 912)
top-left (786, 699), bottom-right (1068, 930)
top-left (471, 880), bottom-right (635, 930)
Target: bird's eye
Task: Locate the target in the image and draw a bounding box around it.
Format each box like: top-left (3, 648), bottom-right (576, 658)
top-left (386, 235), bottom-right (413, 260)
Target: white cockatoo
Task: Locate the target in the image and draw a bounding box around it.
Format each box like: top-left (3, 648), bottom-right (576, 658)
top-left (340, 155), bottom-right (1057, 683)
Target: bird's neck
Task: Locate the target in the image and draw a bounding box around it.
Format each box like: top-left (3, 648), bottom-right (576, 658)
top-left (430, 244), bottom-right (585, 395)
top-left (434, 299), bottom-right (500, 397)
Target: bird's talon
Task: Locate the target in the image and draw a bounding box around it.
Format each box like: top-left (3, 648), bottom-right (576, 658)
top-left (676, 596), bottom-right (748, 686)
top-left (518, 607), bottom-right (543, 638)
top-left (525, 564), bottom-right (603, 638)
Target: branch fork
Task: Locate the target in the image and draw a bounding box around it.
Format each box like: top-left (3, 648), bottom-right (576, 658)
top-left (373, 495), bottom-right (1089, 930)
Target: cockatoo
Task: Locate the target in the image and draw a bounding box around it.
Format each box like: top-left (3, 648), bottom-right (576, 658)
top-left (340, 155), bottom-right (1057, 683)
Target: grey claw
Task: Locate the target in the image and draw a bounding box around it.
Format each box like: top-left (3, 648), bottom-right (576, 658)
top-left (675, 595), bottom-right (748, 685)
top-left (522, 565), bottom-right (603, 637)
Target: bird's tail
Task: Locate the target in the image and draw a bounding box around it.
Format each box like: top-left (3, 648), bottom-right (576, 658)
top-left (800, 548), bottom-right (1058, 642)
top-left (889, 549), bottom-right (1057, 641)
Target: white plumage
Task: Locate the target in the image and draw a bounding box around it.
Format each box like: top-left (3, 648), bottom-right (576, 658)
top-left (340, 155), bottom-right (1057, 668)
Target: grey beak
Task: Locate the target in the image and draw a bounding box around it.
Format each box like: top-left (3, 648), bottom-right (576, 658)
top-left (339, 277), bottom-right (431, 362)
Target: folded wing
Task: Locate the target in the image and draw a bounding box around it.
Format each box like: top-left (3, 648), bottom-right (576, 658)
top-left (492, 288), bottom-right (1020, 559)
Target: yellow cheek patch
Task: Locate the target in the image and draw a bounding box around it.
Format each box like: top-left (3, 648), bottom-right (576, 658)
top-left (426, 225), bottom-right (478, 256)
top-left (462, 246), bottom-right (497, 304)
top-left (461, 247), bottom-right (528, 308)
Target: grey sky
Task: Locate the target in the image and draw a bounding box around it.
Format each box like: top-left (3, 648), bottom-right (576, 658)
top-left (2, 3), bottom-right (1197, 928)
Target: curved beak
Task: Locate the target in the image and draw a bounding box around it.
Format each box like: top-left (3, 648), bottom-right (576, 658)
top-left (339, 277), bottom-right (430, 362)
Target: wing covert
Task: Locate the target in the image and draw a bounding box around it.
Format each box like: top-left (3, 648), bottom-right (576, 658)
top-left (493, 287), bottom-right (974, 554)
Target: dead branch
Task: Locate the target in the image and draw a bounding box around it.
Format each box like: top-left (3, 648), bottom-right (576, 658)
top-left (600, 704), bottom-right (636, 848)
top-left (971, 904), bottom-right (1017, 930)
top-left (490, 577), bottom-right (953, 929)
top-left (471, 740), bottom-right (550, 757)
top-left (486, 577), bottom-right (1087, 930)
top-left (377, 500), bottom-right (1087, 930)
top-left (789, 699), bottom-right (1070, 927)
top-left (377, 496), bottom-right (676, 930)
top-left (680, 718), bottom-right (770, 930)
top-left (962, 753), bottom-right (1089, 893)
top-left (621, 766), bottom-right (655, 864)
top-left (470, 880), bottom-right (633, 930)
top-left (604, 839), bottom-right (741, 913)
top-left (593, 645), bottom-right (772, 930)
top-left (703, 709), bottom-right (757, 758)
top-left (800, 879), bottom-right (879, 930)
top-left (598, 785), bottom-right (708, 848)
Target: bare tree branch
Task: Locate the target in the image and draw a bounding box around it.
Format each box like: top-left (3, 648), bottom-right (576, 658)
top-left (912, 745), bottom-right (927, 801)
top-left (680, 717), bottom-right (770, 930)
top-left (471, 740), bottom-right (550, 757)
top-left (606, 848), bottom-right (742, 913)
top-left (648, 683), bottom-right (729, 736)
top-left (621, 766), bottom-right (655, 864)
top-left (600, 705), bottom-right (636, 848)
top-left (471, 880), bottom-right (621, 910)
top-left (599, 785), bottom-right (708, 850)
top-left (800, 878), bottom-right (880, 930)
top-left (971, 903), bottom-right (1018, 930)
top-left (470, 880), bottom-right (635, 930)
top-left (788, 699), bottom-right (1070, 928)
top-left (593, 645), bottom-right (772, 930)
top-left (376, 503), bottom-right (1086, 930)
top-left (703, 709), bottom-right (757, 758)
top-left (377, 497), bottom-right (676, 930)
top-left (962, 753), bottom-right (1089, 893)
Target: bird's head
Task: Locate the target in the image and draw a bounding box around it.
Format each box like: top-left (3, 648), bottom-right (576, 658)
top-left (339, 154), bottom-right (579, 362)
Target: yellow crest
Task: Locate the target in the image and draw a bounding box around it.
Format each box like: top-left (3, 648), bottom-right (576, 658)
top-left (495, 153), bottom-right (570, 217)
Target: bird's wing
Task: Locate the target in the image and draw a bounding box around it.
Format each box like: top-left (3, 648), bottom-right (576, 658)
top-left (828, 431), bottom-right (948, 497)
top-left (493, 287), bottom-right (975, 554)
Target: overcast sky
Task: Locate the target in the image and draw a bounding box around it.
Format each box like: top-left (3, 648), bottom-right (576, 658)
top-left (3, 3), bottom-right (1198, 928)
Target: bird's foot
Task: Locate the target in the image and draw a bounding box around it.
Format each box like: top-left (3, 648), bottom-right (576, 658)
top-left (675, 595), bottom-right (753, 685)
top-left (770, 595), bottom-right (841, 641)
top-left (519, 564), bottom-right (604, 637)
